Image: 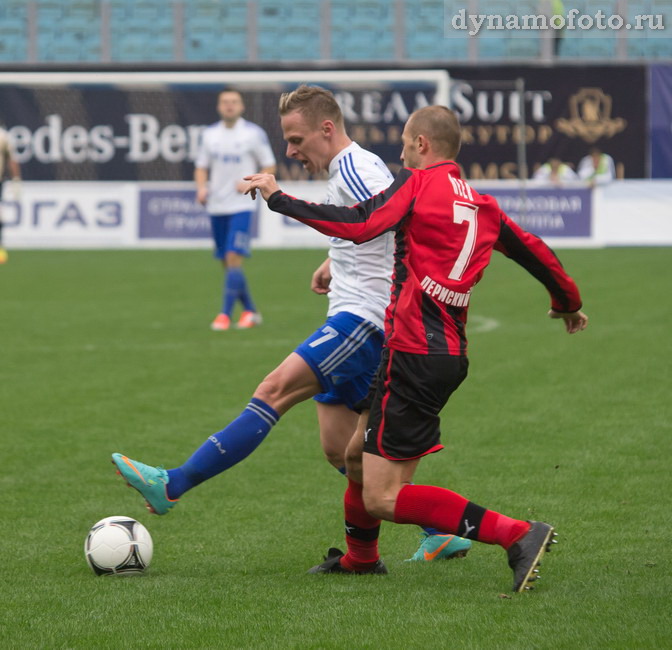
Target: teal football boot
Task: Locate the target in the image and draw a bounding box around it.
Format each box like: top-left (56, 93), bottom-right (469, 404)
top-left (406, 532), bottom-right (472, 562)
top-left (111, 453), bottom-right (178, 515)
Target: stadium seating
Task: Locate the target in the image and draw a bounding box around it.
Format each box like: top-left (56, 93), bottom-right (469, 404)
top-left (405, 0), bottom-right (469, 60)
top-left (0, 0), bottom-right (669, 64)
top-left (37, 0), bottom-right (101, 62)
top-left (109, 0), bottom-right (174, 62)
top-left (257, 1), bottom-right (322, 61)
top-left (625, 0), bottom-right (672, 59)
top-left (330, 0), bottom-right (396, 60)
top-left (0, 1), bottom-right (28, 62)
top-left (184, 1), bottom-right (248, 61)
top-left (558, 35), bottom-right (616, 59)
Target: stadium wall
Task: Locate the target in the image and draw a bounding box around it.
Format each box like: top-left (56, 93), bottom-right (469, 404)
top-left (2, 180), bottom-right (671, 249)
top-left (1, 65), bottom-right (670, 248)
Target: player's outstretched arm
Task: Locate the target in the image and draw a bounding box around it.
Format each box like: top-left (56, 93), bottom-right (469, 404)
top-left (548, 309), bottom-right (589, 334)
top-left (246, 168), bottom-right (417, 245)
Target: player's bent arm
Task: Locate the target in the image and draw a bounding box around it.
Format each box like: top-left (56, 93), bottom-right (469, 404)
top-left (194, 167), bottom-right (209, 205)
top-left (495, 212), bottom-right (583, 314)
top-left (311, 258), bottom-right (332, 295)
top-left (9, 156), bottom-right (20, 181)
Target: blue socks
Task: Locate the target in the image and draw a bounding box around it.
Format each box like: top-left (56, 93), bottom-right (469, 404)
top-left (223, 267), bottom-right (255, 315)
top-left (166, 398), bottom-right (279, 499)
top-left (422, 527), bottom-right (444, 536)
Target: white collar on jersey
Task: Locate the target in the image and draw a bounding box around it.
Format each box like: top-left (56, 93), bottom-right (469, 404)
top-left (328, 141), bottom-right (363, 178)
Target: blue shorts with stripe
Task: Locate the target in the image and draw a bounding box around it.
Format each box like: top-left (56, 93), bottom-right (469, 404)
top-left (210, 211), bottom-right (253, 259)
top-left (294, 311), bottom-right (384, 411)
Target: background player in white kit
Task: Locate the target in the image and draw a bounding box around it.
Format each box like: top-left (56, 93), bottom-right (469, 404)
top-left (113, 86), bottom-right (469, 568)
top-left (195, 89), bottom-right (277, 331)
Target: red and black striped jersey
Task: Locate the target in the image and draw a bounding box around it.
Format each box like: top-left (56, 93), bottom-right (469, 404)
top-left (268, 161), bottom-right (583, 356)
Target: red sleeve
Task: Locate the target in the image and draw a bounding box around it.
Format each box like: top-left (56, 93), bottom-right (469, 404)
top-left (267, 169), bottom-right (418, 243)
top-left (495, 212), bottom-right (583, 313)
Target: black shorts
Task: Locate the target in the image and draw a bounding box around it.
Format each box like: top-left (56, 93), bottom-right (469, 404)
top-left (362, 348), bottom-right (469, 461)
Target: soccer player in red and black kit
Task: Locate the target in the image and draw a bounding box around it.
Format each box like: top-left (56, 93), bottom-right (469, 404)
top-left (246, 105), bottom-right (588, 592)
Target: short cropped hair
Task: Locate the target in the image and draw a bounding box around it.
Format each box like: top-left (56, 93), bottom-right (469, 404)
top-left (218, 88), bottom-right (242, 99)
top-left (407, 106), bottom-right (461, 160)
top-left (278, 85), bottom-right (344, 129)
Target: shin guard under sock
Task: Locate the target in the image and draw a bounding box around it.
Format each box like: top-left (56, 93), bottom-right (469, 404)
top-left (166, 397), bottom-right (279, 499)
top-left (340, 479), bottom-right (381, 571)
top-left (393, 484), bottom-right (530, 549)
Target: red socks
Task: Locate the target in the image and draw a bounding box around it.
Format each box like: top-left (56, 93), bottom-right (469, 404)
top-left (393, 484), bottom-right (530, 549)
top-left (340, 478), bottom-right (381, 571)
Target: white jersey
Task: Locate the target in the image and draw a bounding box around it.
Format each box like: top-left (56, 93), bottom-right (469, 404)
top-left (195, 118), bottom-right (276, 214)
top-left (323, 142), bottom-right (395, 331)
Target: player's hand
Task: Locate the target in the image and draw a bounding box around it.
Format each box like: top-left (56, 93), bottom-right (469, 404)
top-left (244, 174), bottom-right (280, 201)
top-left (311, 258), bottom-right (332, 294)
top-left (196, 187), bottom-right (208, 205)
top-left (236, 179), bottom-right (251, 194)
top-left (6, 178), bottom-right (21, 201)
top-left (548, 309), bottom-right (589, 334)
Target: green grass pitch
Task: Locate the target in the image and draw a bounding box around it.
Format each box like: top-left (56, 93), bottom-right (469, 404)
top-left (1, 247), bottom-right (669, 649)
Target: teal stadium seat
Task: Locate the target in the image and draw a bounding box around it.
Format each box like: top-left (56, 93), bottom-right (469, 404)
top-left (629, 36), bottom-right (672, 58)
top-left (0, 1), bottom-right (28, 62)
top-left (507, 37), bottom-right (541, 59)
top-left (37, 0), bottom-right (101, 62)
top-left (184, 1), bottom-right (248, 61)
top-left (559, 36), bottom-right (616, 59)
top-left (478, 36), bottom-right (508, 59)
top-left (469, 0), bottom-right (528, 61)
top-left (330, 0), bottom-right (395, 60)
top-left (34, 0), bottom-right (64, 21)
top-left (0, 31), bottom-right (28, 63)
top-left (109, 0), bottom-right (174, 62)
top-left (626, 0), bottom-right (672, 59)
top-left (257, 1), bottom-right (321, 60)
top-left (405, 0), bottom-right (469, 60)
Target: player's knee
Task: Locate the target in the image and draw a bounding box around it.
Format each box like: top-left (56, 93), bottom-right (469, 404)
top-left (322, 446), bottom-right (345, 469)
top-left (344, 445), bottom-right (362, 476)
top-left (253, 376), bottom-right (285, 410)
top-left (362, 486), bottom-right (394, 521)
top-left (225, 252), bottom-right (243, 267)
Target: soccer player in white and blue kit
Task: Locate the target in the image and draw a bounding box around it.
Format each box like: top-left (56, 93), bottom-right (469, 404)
top-left (113, 86), bottom-right (469, 569)
top-left (195, 89), bottom-right (277, 331)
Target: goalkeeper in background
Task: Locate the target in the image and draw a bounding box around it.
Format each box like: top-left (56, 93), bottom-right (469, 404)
top-left (0, 123), bottom-right (21, 264)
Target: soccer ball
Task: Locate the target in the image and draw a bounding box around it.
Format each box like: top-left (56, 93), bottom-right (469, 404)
top-left (84, 516), bottom-right (153, 576)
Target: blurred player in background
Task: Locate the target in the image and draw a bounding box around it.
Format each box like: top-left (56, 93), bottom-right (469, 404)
top-left (195, 89), bottom-right (277, 330)
top-left (577, 147), bottom-right (616, 186)
top-left (113, 86), bottom-right (470, 568)
top-left (0, 123), bottom-right (21, 264)
top-left (245, 105), bottom-right (589, 591)
top-left (533, 157), bottom-right (578, 185)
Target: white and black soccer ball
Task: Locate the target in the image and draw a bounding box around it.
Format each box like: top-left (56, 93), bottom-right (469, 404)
top-left (84, 516), bottom-right (153, 576)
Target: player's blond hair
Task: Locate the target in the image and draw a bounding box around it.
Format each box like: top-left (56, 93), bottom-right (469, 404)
top-left (407, 106), bottom-right (461, 160)
top-left (278, 85), bottom-right (345, 129)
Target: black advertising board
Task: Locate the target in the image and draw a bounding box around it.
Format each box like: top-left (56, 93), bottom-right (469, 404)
top-left (445, 65), bottom-right (646, 179)
top-left (0, 65), bottom-right (647, 181)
